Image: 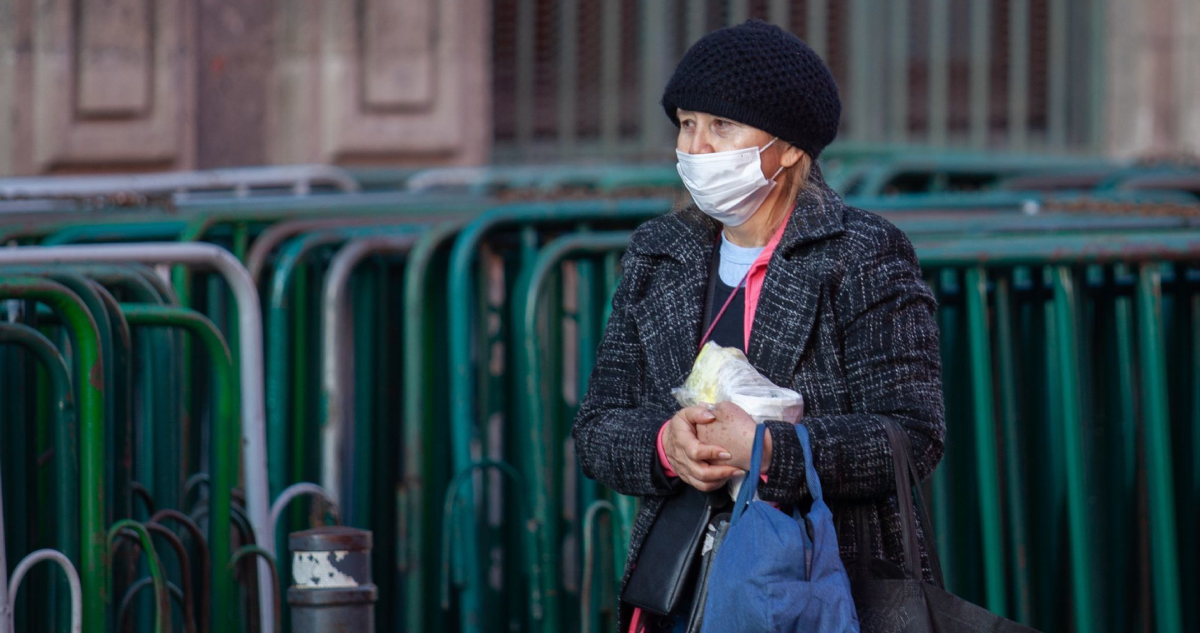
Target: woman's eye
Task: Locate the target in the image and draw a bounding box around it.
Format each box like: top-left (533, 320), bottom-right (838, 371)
top-left (681, 119), bottom-right (694, 129)
top-left (713, 119), bottom-right (729, 129)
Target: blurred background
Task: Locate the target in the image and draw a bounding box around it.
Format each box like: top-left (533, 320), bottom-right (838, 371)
top-left (1, 2), bottom-right (1199, 633)
top-left (0, 0), bottom-right (1195, 173)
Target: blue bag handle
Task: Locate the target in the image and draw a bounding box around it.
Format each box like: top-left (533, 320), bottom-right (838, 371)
top-left (794, 424), bottom-right (823, 502)
top-left (730, 423), bottom-right (823, 525)
top-left (730, 423), bottom-right (767, 524)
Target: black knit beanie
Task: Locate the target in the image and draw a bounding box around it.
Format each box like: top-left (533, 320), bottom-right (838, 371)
top-left (662, 20), bottom-right (841, 158)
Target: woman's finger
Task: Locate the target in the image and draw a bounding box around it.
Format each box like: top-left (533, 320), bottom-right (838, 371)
top-left (679, 405), bottom-right (717, 425)
top-left (685, 441), bottom-right (731, 463)
top-left (689, 462), bottom-right (742, 482)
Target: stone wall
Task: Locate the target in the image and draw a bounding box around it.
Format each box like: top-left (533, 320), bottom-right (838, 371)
top-left (0, 0), bottom-right (491, 175)
top-left (1, 0), bottom-right (1198, 175)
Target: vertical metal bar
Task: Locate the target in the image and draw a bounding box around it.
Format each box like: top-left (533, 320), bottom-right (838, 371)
top-left (1135, 264), bottom-right (1184, 633)
top-left (849, 0), bottom-right (871, 142)
top-left (1008, 0), bottom-right (1030, 151)
top-left (768, 0), bottom-right (789, 28)
top-left (1050, 266), bottom-right (1095, 633)
top-left (969, 0), bottom-right (991, 149)
top-left (1109, 266), bottom-right (1138, 632)
top-left (350, 264), bottom-right (379, 526)
top-left (401, 222), bottom-right (462, 633)
top-left (640, 0), bottom-right (670, 155)
top-left (992, 278), bottom-right (1032, 624)
top-left (889, 0), bottom-right (910, 143)
top-left (93, 284), bottom-right (136, 536)
top-left (964, 268), bottom-right (1009, 616)
top-left (513, 226), bottom-right (555, 632)
top-left (928, 0), bottom-right (949, 146)
top-left (601, 0), bottom-right (622, 153)
top-left (1047, 0), bottom-right (1068, 149)
top-left (728, 0), bottom-right (748, 25)
top-left (515, 0), bottom-right (536, 154)
top-left (806, 0), bottom-right (827, 59)
top-left (1037, 266), bottom-right (1064, 629)
top-left (558, 0), bottom-right (579, 153)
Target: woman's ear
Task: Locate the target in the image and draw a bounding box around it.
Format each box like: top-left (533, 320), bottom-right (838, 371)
top-left (779, 144), bottom-right (807, 169)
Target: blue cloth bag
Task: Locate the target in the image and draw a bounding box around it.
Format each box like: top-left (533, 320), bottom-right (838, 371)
top-left (699, 423), bottom-right (860, 632)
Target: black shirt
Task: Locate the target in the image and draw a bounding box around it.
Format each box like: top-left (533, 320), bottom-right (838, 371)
top-left (701, 242), bottom-right (747, 352)
top-left (706, 279), bottom-right (745, 352)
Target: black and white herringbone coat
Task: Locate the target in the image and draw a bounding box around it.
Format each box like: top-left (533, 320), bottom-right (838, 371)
top-left (571, 166), bottom-right (945, 629)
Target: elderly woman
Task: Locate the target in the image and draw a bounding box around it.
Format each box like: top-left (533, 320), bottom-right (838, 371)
top-left (572, 20), bottom-right (945, 632)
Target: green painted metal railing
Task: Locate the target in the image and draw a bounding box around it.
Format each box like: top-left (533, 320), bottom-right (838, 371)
top-left (4, 159), bottom-right (1200, 633)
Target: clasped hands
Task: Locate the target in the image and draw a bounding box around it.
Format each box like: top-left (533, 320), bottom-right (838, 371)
top-left (661, 402), bottom-right (772, 492)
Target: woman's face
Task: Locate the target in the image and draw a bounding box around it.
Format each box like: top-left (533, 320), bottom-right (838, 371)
top-left (676, 109), bottom-right (784, 177)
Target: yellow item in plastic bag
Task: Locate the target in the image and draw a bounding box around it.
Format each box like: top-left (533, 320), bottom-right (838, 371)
top-left (680, 342), bottom-right (752, 404)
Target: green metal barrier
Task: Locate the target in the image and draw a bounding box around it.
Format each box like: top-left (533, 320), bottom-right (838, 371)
top-left (6, 165), bottom-right (1200, 633)
top-left (0, 276), bottom-right (107, 629)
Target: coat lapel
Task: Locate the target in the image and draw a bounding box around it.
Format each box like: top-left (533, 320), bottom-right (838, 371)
top-left (629, 209), bottom-right (718, 389)
top-left (746, 255), bottom-right (825, 387)
top-left (747, 166), bottom-right (845, 386)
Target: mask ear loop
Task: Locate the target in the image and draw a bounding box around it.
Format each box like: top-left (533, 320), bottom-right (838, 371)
top-left (760, 138), bottom-right (785, 182)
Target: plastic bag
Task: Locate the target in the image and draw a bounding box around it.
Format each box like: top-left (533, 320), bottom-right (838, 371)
top-left (673, 341), bottom-right (804, 424)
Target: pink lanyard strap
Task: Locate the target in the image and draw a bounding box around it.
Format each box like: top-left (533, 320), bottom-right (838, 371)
top-left (698, 271), bottom-right (749, 351)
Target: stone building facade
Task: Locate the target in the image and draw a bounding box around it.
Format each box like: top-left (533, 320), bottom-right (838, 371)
top-left (0, 0), bottom-right (1194, 176)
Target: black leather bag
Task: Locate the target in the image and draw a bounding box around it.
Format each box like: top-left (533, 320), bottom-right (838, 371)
top-left (621, 486), bottom-right (715, 615)
top-left (850, 421), bottom-right (1039, 633)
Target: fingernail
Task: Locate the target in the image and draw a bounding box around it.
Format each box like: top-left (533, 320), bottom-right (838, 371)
top-left (719, 452), bottom-right (732, 460)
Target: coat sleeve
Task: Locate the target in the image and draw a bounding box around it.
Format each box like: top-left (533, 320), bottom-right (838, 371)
top-left (571, 252), bottom-right (681, 498)
top-left (758, 223), bottom-right (945, 504)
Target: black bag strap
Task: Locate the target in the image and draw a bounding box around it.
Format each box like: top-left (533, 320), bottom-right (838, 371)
top-left (881, 420), bottom-right (922, 578)
top-left (881, 420), bottom-right (945, 588)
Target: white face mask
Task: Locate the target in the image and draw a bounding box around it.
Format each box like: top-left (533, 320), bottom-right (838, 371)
top-left (676, 137), bottom-right (783, 226)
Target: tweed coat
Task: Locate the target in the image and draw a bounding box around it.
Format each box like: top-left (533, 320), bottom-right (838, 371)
top-left (571, 166), bottom-right (946, 629)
